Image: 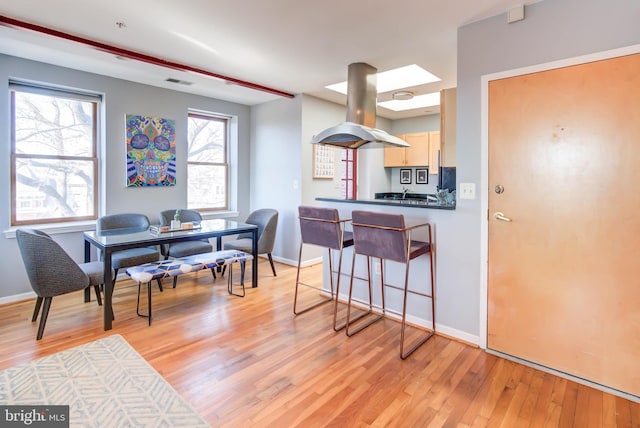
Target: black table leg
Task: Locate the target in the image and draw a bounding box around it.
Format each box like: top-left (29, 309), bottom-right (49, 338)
top-left (84, 240), bottom-right (91, 303)
top-left (252, 228), bottom-right (258, 288)
top-left (216, 236), bottom-right (223, 273)
top-left (103, 250), bottom-right (113, 330)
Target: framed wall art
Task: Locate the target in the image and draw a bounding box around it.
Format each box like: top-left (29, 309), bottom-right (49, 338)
top-left (313, 144), bottom-right (335, 179)
top-left (125, 114), bottom-right (176, 187)
top-left (400, 168), bottom-right (412, 184)
top-left (416, 168), bottom-right (429, 184)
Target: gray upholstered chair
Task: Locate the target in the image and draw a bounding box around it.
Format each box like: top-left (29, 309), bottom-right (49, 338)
top-left (159, 209), bottom-right (215, 287)
top-left (16, 228), bottom-right (106, 340)
top-left (224, 208), bottom-right (278, 277)
top-left (294, 206), bottom-right (354, 331)
top-left (346, 210), bottom-right (435, 360)
top-left (97, 213), bottom-right (161, 289)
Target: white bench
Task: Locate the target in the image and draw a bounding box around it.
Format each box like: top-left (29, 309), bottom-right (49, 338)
top-left (126, 250), bottom-right (254, 324)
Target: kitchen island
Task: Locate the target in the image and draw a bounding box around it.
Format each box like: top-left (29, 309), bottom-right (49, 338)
top-left (315, 195), bottom-right (465, 344)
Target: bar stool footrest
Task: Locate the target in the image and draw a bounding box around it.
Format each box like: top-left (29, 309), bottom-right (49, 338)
top-left (345, 310), bottom-right (384, 337)
top-left (401, 328), bottom-right (435, 360)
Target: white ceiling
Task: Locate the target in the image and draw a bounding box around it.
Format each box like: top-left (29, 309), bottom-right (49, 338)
top-left (0, 0), bottom-right (531, 119)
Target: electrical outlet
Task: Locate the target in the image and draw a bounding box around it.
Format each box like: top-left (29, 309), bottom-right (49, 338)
top-left (459, 182), bottom-right (476, 200)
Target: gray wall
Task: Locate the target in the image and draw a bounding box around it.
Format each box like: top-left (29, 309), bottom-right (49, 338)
top-left (250, 96), bottom-right (303, 264)
top-left (0, 54), bottom-right (252, 300)
top-left (301, 95), bottom-right (346, 206)
top-left (453, 0), bottom-right (639, 337)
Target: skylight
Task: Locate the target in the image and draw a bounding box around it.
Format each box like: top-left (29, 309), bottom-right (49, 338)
top-left (326, 64), bottom-right (440, 95)
top-left (377, 92), bottom-right (441, 112)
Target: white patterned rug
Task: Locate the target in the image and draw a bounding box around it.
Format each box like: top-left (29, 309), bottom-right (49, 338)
top-left (0, 334), bottom-right (209, 427)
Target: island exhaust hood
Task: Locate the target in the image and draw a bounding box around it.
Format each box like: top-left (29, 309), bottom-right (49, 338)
top-left (311, 63), bottom-right (409, 149)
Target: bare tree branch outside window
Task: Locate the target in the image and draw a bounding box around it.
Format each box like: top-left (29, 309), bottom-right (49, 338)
top-left (187, 113), bottom-right (228, 210)
top-left (11, 87), bottom-right (98, 225)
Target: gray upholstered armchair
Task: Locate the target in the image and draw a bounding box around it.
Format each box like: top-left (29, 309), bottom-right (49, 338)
top-left (224, 208), bottom-right (278, 277)
top-left (16, 228), bottom-right (106, 340)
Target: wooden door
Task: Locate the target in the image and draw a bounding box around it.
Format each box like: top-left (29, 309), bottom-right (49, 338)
top-left (488, 53), bottom-right (640, 396)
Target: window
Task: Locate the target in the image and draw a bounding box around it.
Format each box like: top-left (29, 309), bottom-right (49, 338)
top-left (187, 112), bottom-right (229, 210)
top-left (11, 83), bottom-right (99, 226)
top-left (340, 149), bottom-right (357, 199)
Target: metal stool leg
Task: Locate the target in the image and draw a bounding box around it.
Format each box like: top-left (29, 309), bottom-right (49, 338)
top-left (400, 239), bottom-right (436, 359)
top-left (345, 255), bottom-right (385, 337)
top-left (334, 248), bottom-right (368, 332)
top-left (332, 246), bottom-right (348, 331)
top-left (293, 243), bottom-right (333, 315)
top-left (228, 263), bottom-right (246, 297)
top-left (136, 281), bottom-right (152, 325)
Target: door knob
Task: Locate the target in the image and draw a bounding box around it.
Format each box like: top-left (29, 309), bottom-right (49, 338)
top-left (493, 212), bottom-right (512, 222)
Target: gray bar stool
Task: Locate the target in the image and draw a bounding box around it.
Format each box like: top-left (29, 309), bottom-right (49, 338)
top-left (346, 210), bottom-right (436, 359)
top-left (294, 206), bottom-right (355, 331)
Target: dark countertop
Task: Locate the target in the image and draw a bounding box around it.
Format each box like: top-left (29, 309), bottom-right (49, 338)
top-left (316, 195), bottom-right (456, 210)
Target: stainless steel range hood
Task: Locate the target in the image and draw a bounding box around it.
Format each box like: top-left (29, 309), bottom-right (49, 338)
top-left (311, 63), bottom-right (409, 149)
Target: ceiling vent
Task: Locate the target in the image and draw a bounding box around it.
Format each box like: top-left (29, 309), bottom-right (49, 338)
top-left (165, 78), bottom-right (193, 86)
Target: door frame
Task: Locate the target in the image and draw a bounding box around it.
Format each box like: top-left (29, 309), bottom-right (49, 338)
top-left (478, 43), bottom-right (640, 350)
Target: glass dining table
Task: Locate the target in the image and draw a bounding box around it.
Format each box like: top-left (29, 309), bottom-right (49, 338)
top-left (83, 218), bottom-right (258, 330)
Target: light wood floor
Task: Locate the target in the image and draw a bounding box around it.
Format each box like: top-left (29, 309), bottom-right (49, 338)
top-left (1, 260), bottom-right (638, 427)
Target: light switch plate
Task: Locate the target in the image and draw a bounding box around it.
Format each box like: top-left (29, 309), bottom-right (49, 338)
top-left (459, 182), bottom-right (476, 200)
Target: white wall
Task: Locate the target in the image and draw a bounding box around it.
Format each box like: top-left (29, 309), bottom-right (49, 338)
top-left (452, 0), bottom-right (640, 337)
top-left (390, 115), bottom-right (440, 135)
top-left (0, 54), bottom-right (252, 299)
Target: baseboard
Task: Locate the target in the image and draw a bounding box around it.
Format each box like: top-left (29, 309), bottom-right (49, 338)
top-left (271, 255), bottom-right (321, 268)
top-left (324, 290), bottom-right (481, 347)
top-left (0, 291), bottom-right (36, 306)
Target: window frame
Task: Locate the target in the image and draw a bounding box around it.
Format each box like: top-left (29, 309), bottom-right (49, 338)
top-left (187, 111), bottom-right (230, 212)
top-left (341, 148), bottom-right (357, 199)
top-left (10, 83), bottom-right (100, 226)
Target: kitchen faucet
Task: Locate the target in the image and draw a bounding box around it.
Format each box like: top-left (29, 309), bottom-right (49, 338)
top-left (402, 187), bottom-right (409, 199)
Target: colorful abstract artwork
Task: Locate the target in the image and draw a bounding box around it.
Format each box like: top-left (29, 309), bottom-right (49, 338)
top-left (126, 114), bottom-right (176, 187)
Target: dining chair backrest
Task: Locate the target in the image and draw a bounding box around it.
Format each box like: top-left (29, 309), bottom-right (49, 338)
top-left (237, 208), bottom-right (278, 254)
top-left (97, 213), bottom-right (150, 233)
top-left (159, 209), bottom-right (203, 226)
top-left (158, 209), bottom-right (211, 263)
top-left (351, 210), bottom-right (408, 263)
top-left (298, 206), bottom-right (344, 250)
top-left (16, 228), bottom-right (89, 297)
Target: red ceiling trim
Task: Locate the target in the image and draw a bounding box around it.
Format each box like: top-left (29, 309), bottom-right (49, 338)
top-left (0, 15), bottom-right (295, 99)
